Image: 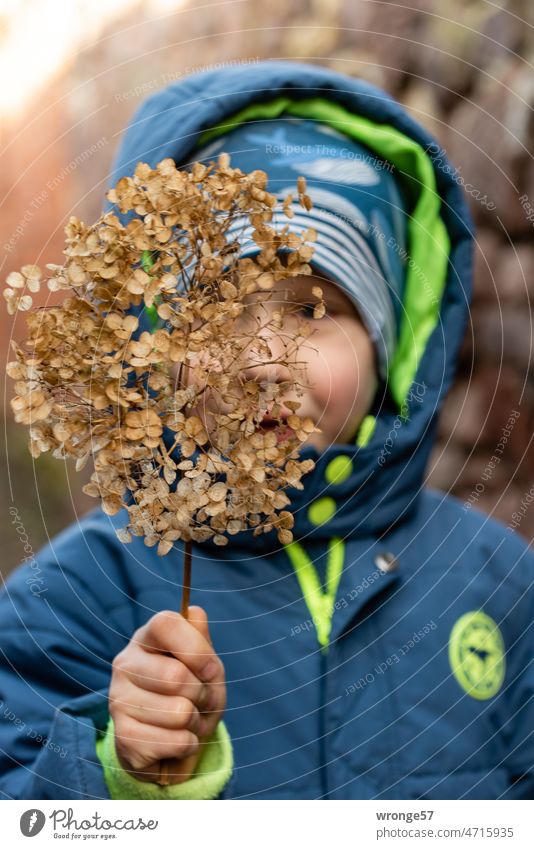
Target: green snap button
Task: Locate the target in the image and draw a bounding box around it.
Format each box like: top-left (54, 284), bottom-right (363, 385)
top-left (325, 455), bottom-right (353, 485)
top-left (308, 497), bottom-right (336, 526)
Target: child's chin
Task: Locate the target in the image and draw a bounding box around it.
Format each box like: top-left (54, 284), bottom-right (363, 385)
top-left (300, 435), bottom-right (325, 455)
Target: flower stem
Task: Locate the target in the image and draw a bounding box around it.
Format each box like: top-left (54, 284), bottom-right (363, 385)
top-left (180, 540), bottom-right (192, 620)
top-left (158, 539), bottom-right (193, 785)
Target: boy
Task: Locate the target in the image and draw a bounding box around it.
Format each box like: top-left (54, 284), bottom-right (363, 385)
top-left (1, 60), bottom-right (533, 800)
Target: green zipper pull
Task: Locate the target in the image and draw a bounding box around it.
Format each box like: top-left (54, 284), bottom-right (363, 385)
top-left (285, 537), bottom-right (345, 651)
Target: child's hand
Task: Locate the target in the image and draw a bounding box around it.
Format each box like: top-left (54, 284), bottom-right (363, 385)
top-left (109, 605), bottom-right (226, 784)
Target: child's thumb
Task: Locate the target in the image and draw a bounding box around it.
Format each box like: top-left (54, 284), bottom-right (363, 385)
top-left (186, 605), bottom-right (213, 646)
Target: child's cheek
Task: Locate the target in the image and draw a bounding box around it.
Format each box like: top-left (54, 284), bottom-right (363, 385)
top-left (313, 334), bottom-right (374, 429)
top-left (318, 333), bottom-right (361, 398)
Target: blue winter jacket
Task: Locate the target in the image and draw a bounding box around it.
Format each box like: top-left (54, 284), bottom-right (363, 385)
top-left (1, 60), bottom-right (533, 801)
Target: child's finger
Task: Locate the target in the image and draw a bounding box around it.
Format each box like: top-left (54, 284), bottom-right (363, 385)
top-left (198, 681), bottom-right (226, 738)
top-left (113, 715), bottom-right (200, 777)
top-left (187, 605), bottom-right (213, 647)
top-left (115, 642), bottom-right (210, 706)
top-left (135, 610), bottom-right (225, 685)
top-left (117, 683), bottom-right (204, 734)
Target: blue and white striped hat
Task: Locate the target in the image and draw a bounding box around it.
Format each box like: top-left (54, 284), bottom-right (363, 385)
top-left (192, 117), bottom-right (409, 380)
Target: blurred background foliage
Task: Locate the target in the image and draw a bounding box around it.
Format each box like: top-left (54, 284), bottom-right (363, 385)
top-left (1, 0), bottom-right (533, 578)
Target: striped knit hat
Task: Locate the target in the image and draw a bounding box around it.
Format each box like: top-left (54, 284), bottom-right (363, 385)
top-left (191, 117), bottom-right (409, 380)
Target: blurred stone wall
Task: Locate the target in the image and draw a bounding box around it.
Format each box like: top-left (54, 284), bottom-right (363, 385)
top-left (2, 0), bottom-right (533, 576)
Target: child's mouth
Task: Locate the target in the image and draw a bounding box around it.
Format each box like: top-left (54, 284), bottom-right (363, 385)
top-left (258, 418), bottom-right (295, 444)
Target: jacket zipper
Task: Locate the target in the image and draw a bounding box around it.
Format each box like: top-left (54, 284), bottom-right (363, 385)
top-left (319, 644), bottom-right (329, 799)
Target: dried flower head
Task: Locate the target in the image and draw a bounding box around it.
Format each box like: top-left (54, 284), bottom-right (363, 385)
top-left (5, 155), bottom-right (322, 553)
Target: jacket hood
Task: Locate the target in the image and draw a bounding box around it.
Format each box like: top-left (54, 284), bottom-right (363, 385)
top-left (104, 59), bottom-right (475, 547)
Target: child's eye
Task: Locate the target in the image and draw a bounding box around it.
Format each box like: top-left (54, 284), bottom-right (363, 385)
top-left (298, 302), bottom-right (323, 319)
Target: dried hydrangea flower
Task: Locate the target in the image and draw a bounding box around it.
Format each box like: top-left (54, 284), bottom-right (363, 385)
top-left (5, 155), bottom-right (322, 556)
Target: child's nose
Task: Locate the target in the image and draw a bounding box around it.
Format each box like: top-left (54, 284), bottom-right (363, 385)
top-left (240, 324), bottom-right (292, 387)
top-left (242, 358), bottom-right (290, 388)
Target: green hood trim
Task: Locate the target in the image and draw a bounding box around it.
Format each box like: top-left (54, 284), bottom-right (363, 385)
top-left (198, 96), bottom-right (451, 416)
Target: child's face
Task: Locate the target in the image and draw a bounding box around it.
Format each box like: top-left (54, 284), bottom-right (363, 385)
top-left (174, 274), bottom-right (378, 452)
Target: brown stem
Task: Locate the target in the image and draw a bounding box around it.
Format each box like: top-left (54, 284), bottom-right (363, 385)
top-left (181, 540), bottom-right (192, 619)
top-left (157, 749), bottom-right (200, 786)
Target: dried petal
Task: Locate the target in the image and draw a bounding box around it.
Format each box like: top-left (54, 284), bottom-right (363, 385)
top-left (208, 482), bottom-right (227, 502)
